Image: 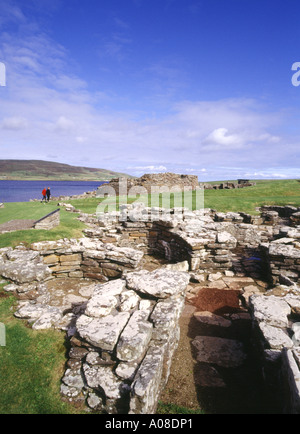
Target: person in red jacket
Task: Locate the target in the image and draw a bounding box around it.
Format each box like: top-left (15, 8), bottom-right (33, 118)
top-left (41, 188), bottom-right (47, 203)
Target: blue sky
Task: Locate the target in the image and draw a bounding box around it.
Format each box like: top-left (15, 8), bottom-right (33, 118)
top-left (0, 0), bottom-right (300, 180)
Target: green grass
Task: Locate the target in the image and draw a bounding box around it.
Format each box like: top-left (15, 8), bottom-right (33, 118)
top-left (0, 283), bottom-right (81, 414)
top-left (203, 179), bottom-right (300, 214)
top-left (71, 179), bottom-right (300, 216)
top-left (0, 202), bottom-right (86, 248)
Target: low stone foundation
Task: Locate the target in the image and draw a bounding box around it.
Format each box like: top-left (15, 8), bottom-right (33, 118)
top-left (30, 238), bottom-right (144, 281)
top-left (34, 209), bottom-right (60, 230)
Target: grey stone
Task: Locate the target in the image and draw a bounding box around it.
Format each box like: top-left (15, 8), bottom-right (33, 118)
top-left (129, 345), bottom-right (166, 414)
top-left (150, 296), bottom-right (185, 342)
top-left (259, 322), bottom-right (294, 349)
top-left (0, 252), bottom-right (51, 284)
top-left (31, 306), bottom-right (63, 330)
top-left (126, 268), bottom-right (190, 299)
top-left (83, 364), bottom-right (126, 400)
top-left (193, 311), bottom-right (232, 328)
top-left (62, 368), bottom-right (85, 390)
top-left (14, 302), bottom-right (62, 330)
top-left (87, 392), bottom-right (103, 411)
top-left (192, 336), bottom-right (247, 367)
top-left (117, 310), bottom-right (153, 362)
top-left (85, 294), bottom-right (119, 318)
top-left (76, 312), bottom-right (130, 351)
top-left (119, 290), bottom-right (141, 312)
top-left (250, 294), bottom-right (291, 328)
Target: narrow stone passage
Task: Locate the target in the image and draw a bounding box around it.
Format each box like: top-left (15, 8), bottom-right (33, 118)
top-left (159, 272), bottom-right (280, 414)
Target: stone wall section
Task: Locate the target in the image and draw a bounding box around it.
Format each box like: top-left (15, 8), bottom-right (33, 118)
top-left (97, 172), bottom-right (200, 196)
top-left (249, 283), bottom-right (300, 414)
top-left (30, 238), bottom-right (144, 281)
top-left (94, 205), bottom-right (279, 274)
top-left (64, 269), bottom-right (190, 414)
top-left (34, 209), bottom-right (60, 230)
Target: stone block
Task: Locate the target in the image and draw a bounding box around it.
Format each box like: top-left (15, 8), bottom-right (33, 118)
top-left (129, 345), bottom-right (166, 414)
top-left (60, 254), bottom-right (82, 263)
top-left (43, 254), bottom-right (59, 265)
top-left (117, 310), bottom-right (153, 362)
top-left (76, 312), bottom-right (131, 351)
top-left (192, 336), bottom-right (247, 368)
top-left (126, 268), bottom-right (190, 299)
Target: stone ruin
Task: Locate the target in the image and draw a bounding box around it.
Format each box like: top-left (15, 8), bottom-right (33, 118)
top-left (200, 180), bottom-right (256, 190)
top-left (97, 172), bottom-right (201, 196)
top-left (97, 172), bottom-right (256, 196)
top-left (1, 203), bottom-right (300, 413)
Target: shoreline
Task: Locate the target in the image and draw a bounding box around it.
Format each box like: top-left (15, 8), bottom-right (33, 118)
top-left (0, 180), bottom-right (105, 204)
top-left (0, 178), bottom-right (108, 182)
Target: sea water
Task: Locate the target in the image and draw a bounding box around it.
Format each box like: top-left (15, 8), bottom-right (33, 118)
top-left (0, 180), bottom-right (105, 203)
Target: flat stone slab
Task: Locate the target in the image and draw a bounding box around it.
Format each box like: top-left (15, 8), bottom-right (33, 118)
top-left (85, 294), bottom-right (119, 318)
top-left (126, 268), bottom-right (190, 299)
top-left (0, 250), bottom-right (51, 284)
top-left (192, 336), bottom-right (247, 368)
top-left (194, 364), bottom-right (226, 388)
top-left (249, 294), bottom-right (291, 328)
top-left (117, 310), bottom-right (153, 362)
top-left (76, 312), bottom-right (130, 351)
top-left (193, 311), bottom-right (232, 328)
top-left (14, 302), bottom-right (63, 330)
top-left (258, 322), bottom-right (294, 349)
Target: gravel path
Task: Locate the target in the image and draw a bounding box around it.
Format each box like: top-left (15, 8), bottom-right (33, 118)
top-left (0, 219), bottom-right (36, 233)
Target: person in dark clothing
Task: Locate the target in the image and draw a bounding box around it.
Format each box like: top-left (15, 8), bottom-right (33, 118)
top-left (41, 188), bottom-right (47, 202)
top-left (46, 187), bottom-right (51, 202)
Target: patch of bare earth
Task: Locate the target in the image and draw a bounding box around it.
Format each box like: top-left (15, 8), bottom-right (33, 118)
top-left (0, 219), bottom-right (36, 233)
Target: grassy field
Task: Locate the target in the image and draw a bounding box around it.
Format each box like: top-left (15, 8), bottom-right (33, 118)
top-left (0, 178), bottom-right (299, 414)
top-left (0, 283), bottom-right (81, 414)
top-left (69, 178), bottom-right (300, 215)
top-left (203, 179), bottom-right (300, 213)
top-left (0, 202), bottom-right (86, 248)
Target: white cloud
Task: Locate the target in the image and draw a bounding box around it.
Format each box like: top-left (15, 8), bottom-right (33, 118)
top-left (55, 116), bottom-right (76, 133)
top-left (203, 128), bottom-right (243, 147)
top-left (244, 171), bottom-right (288, 179)
top-left (128, 165), bottom-right (168, 172)
top-left (75, 136), bottom-right (88, 143)
top-left (0, 3), bottom-right (297, 179)
top-left (1, 117), bottom-right (28, 130)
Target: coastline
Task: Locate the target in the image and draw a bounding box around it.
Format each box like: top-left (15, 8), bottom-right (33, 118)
top-left (0, 179), bottom-right (105, 204)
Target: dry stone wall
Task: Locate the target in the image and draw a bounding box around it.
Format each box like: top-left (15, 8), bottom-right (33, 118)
top-left (249, 283), bottom-right (300, 413)
top-left (30, 238), bottom-right (144, 281)
top-left (64, 269), bottom-right (190, 414)
top-left (34, 209), bottom-right (60, 230)
top-left (94, 204), bottom-right (278, 274)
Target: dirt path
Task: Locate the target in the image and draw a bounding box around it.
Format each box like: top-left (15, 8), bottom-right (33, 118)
top-left (0, 219), bottom-right (36, 233)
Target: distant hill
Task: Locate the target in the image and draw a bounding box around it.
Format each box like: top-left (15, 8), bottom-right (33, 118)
top-left (0, 160), bottom-right (133, 181)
